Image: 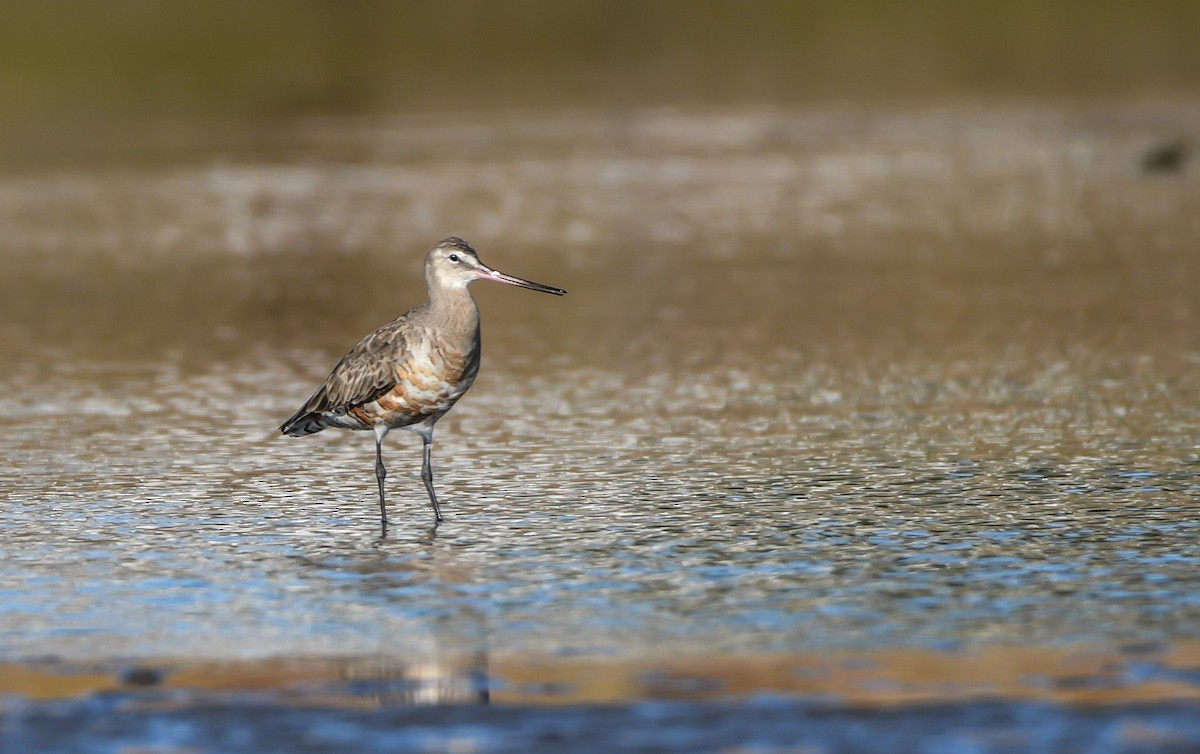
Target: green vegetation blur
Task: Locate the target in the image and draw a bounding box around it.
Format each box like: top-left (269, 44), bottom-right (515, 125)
top-left (3, 0), bottom-right (1198, 123)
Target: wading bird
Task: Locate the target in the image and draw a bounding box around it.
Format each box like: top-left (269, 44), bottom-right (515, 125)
top-left (280, 237), bottom-right (565, 528)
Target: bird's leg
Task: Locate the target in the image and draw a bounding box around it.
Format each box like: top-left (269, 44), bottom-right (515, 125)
top-left (373, 425), bottom-right (389, 527)
top-left (420, 429), bottom-right (444, 523)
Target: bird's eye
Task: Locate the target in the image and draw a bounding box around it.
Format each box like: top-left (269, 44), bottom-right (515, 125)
top-left (449, 253), bottom-right (460, 263)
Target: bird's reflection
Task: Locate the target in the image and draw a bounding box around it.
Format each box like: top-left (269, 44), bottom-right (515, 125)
top-left (294, 508), bottom-right (490, 705)
top-left (339, 648), bottom-right (490, 705)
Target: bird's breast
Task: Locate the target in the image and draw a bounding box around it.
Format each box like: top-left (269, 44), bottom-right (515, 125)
top-left (369, 342), bottom-right (479, 426)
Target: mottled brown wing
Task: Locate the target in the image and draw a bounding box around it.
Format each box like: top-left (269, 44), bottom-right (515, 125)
top-left (280, 318), bottom-right (411, 436)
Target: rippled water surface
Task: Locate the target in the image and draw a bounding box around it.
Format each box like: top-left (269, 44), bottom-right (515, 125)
top-left (2, 104), bottom-right (1199, 749)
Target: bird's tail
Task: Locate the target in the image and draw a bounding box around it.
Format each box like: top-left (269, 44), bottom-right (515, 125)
top-left (280, 409), bottom-right (328, 437)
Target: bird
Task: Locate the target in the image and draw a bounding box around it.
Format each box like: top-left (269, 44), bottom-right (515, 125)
top-left (1140, 138), bottom-right (1189, 174)
top-left (280, 237), bottom-right (565, 528)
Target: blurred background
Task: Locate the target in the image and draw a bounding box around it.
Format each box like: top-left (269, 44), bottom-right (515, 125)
top-left (3, 2), bottom-right (1200, 751)
top-left (3, 0), bottom-right (1200, 167)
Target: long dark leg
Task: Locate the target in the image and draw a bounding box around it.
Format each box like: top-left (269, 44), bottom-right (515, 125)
top-left (374, 426), bottom-right (389, 527)
top-left (420, 429), bottom-right (444, 523)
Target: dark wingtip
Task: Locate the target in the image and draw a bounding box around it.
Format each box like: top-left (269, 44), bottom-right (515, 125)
top-left (280, 412), bottom-right (326, 437)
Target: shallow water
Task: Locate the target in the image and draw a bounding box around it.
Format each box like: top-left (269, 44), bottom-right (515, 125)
top-left (4, 350), bottom-right (1198, 662)
top-left (1, 103), bottom-right (1199, 749)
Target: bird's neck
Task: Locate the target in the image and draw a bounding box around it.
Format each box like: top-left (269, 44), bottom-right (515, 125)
top-left (426, 283), bottom-right (481, 337)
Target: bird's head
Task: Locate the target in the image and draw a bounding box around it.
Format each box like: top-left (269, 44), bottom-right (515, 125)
top-left (425, 237), bottom-right (566, 296)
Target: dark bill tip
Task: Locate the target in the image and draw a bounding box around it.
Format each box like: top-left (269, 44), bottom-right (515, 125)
top-left (483, 268), bottom-right (566, 296)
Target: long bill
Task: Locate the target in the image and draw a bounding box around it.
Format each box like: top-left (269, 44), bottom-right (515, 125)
top-left (478, 265), bottom-right (566, 296)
